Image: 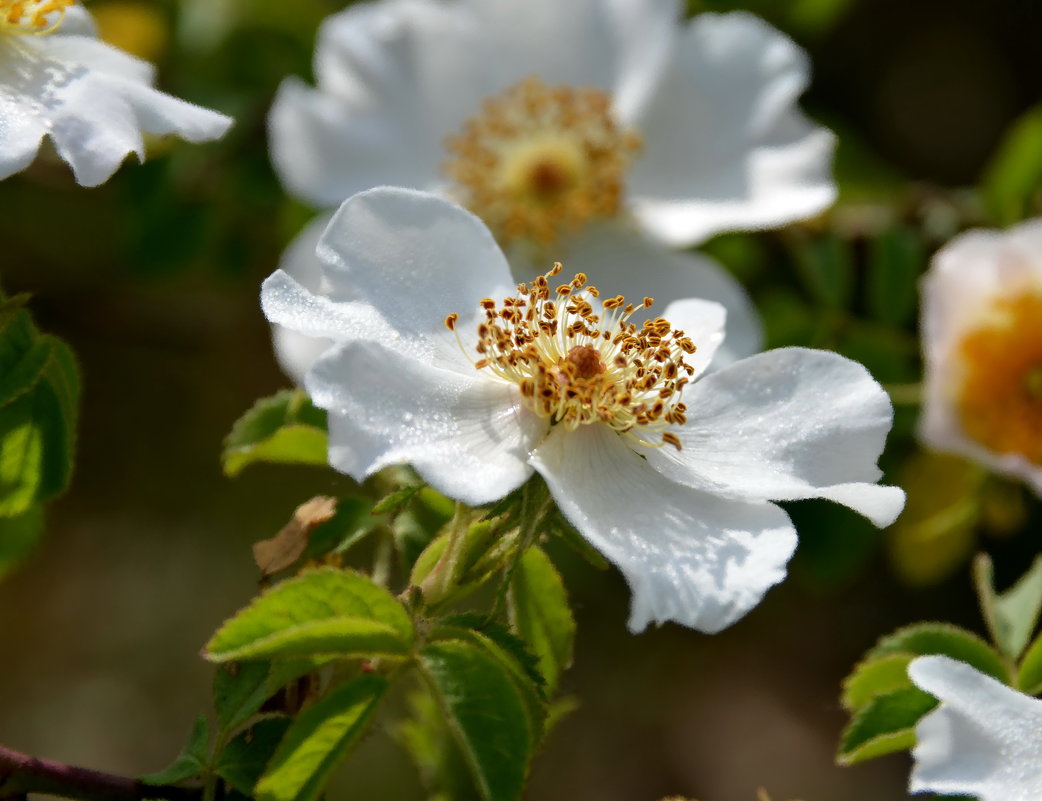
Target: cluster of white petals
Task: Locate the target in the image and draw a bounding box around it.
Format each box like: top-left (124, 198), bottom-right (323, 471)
top-left (263, 187), bottom-right (904, 634)
top-left (268, 0), bottom-right (837, 384)
top-left (0, 2), bottom-right (232, 186)
top-left (920, 218), bottom-right (1042, 493)
top-left (908, 656), bottom-right (1042, 801)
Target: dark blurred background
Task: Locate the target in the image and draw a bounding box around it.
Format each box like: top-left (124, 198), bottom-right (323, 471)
top-left (2, 0), bottom-right (1041, 798)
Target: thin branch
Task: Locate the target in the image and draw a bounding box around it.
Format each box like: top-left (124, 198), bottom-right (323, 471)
top-left (0, 744), bottom-right (201, 801)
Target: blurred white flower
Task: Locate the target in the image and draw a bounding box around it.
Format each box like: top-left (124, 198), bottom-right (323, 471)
top-left (0, 0), bottom-right (232, 186)
top-left (908, 655), bottom-right (1042, 801)
top-left (268, 0), bottom-right (838, 382)
top-left (262, 187), bottom-right (903, 634)
top-left (920, 219), bottom-right (1042, 493)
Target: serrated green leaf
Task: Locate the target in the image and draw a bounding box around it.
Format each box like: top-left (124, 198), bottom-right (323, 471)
top-left (837, 687), bottom-right (937, 765)
top-left (509, 547), bottom-right (574, 696)
top-left (141, 716), bottom-right (210, 784)
top-left (206, 568), bottom-right (413, 663)
top-left (213, 660), bottom-right (319, 735)
top-left (0, 506), bottom-right (44, 582)
top-left (223, 390), bottom-right (328, 477)
top-left (216, 717), bottom-right (292, 795)
top-left (867, 226), bottom-right (923, 326)
top-left (431, 620), bottom-right (547, 748)
top-left (974, 552), bottom-right (1042, 661)
top-left (981, 104), bottom-right (1042, 225)
top-left (419, 639), bottom-right (532, 801)
top-left (866, 622), bottom-right (1010, 683)
top-left (841, 653), bottom-right (914, 712)
top-left (255, 674), bottom-right (387, 801)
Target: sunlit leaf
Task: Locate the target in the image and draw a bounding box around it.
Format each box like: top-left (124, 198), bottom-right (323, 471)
top-left (837, 687), bottom-right (936, 765)
top-left (508, 547), bottom-right (574, 695)
top-left (216, 717), bottom-right (292, 795)
top-left (223, 390), bottom-right (327, 477)
top-left (255, 674), bottom-right (387, 801)
top-left (206, 568), bottom-right (413, 662)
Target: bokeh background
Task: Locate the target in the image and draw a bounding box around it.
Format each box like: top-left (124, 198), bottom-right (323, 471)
top-left (2, 0), bottom-right (1042, 798)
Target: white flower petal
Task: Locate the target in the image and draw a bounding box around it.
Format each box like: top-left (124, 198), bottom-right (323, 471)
top-left (270, 0), bottom-right (477, 206)
top-left (646, 347), bottom-right (905, 527)
top-left (908, 656), bottom-right (1042, 801)
top-left (269, 214), bottom-right (336, 385)
top-left (919, 221), bottom-right (1042, 493)
top-left (0, 34), bottom-right (230, 186)
top-left (317, 187), bottom-right (517, 340)
top-left (261, 269), bottom-right (399, 354)
top-left (557, 221), bottom-right (762, 366)
top-left (530, 424), bottom-right (798, 633)
top-left (309, 340), bottom-right (545, 506)
top-left (627, 11), bottom-right (836, 246)
top-left (659, 297), bottom-right (726, 378)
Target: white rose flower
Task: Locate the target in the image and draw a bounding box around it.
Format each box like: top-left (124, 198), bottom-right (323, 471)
top-left (908, 655), bottom-right (1042, 801)
top-left (268, 0), bottom-right (838, 383)
top-left (920, 219), bottom-right (1042, 493)
top-left (0, 0), bottom-right (232, 186)
top-left (262, 187), bottom-right (903, 634)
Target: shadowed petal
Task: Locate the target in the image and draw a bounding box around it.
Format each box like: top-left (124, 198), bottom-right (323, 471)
top-left (531, 424), bottom-right (797, 633)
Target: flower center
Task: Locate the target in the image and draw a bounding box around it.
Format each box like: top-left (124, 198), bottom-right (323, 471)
top-left (443, 77), bottom-right (642, 248)
top-left (956, 291), bottom-right (1042, 463)
top-left (445, 263), bottom-right (696, 450)
top-left (0, 0), bottom-right (73, 35)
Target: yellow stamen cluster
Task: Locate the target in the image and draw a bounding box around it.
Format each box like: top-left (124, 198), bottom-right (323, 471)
top-left (956, 291), bottom-right (1042, 464)
top-left (443, 77), bottom-right (642, 248)
top-left (446, 263), bottom-right (696, 450)
top-left (0, 0), bottom-right (74, 35)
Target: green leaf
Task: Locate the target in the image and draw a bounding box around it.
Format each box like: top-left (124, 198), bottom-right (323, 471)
top-left (1017, 631), bottom-right (1042, 694)
top-left (303, 497), bottom-right (378, 560)
top-left (0, 307), bottom-right (52, 410)
top-left (867, 226), bottom-right (923, 326)
top-left (838, 687), bottom-right (937, 765)
top-left (866, 622), bottom-right (1010, 683)
top-left (396, 690), bottom-right (481, 801)
top-left (418, 639), bottom-right (532, 801)
top-left (255, 674), bottom-right (387, 801)
top-left (213, 660), bottom-right (319, 735)
top-left (371, 484), bottom-right (423, 515)
top-left (431, 619), bottom-right (548, 747)
top-left (223, 390), bottom-right (328, 477)
top-left (981, 104), bottom-right (1042, 225)
top-left (974, 552), bottom-right (1042, 661)
top-left (508, 547), bottom-right (574, 695)
top-left (841, 653), bottom-right (914, 712)
top-left (216, 717), bottom-right (292, 795)
top-left (141, 716), bottom-right (210, 784)
top-left (206, 567), bottom-right (413, 663)
top-left (0, 507), bottom-right (44, 582)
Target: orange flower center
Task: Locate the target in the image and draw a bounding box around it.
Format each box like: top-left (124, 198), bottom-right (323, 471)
top-left (443, 77), bottom-right (642, 249)
top-left (956, 291), bottom-right (1042, 463)
top-left (446, 263), bottom-right (696, 450)
top-left (0, 0), bottom-right (74, 35)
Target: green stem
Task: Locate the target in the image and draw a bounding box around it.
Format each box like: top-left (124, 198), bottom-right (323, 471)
top-left (417, 501), bottom-right (471, 607)
top-left (489, 479), bottom-right (550, 620)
